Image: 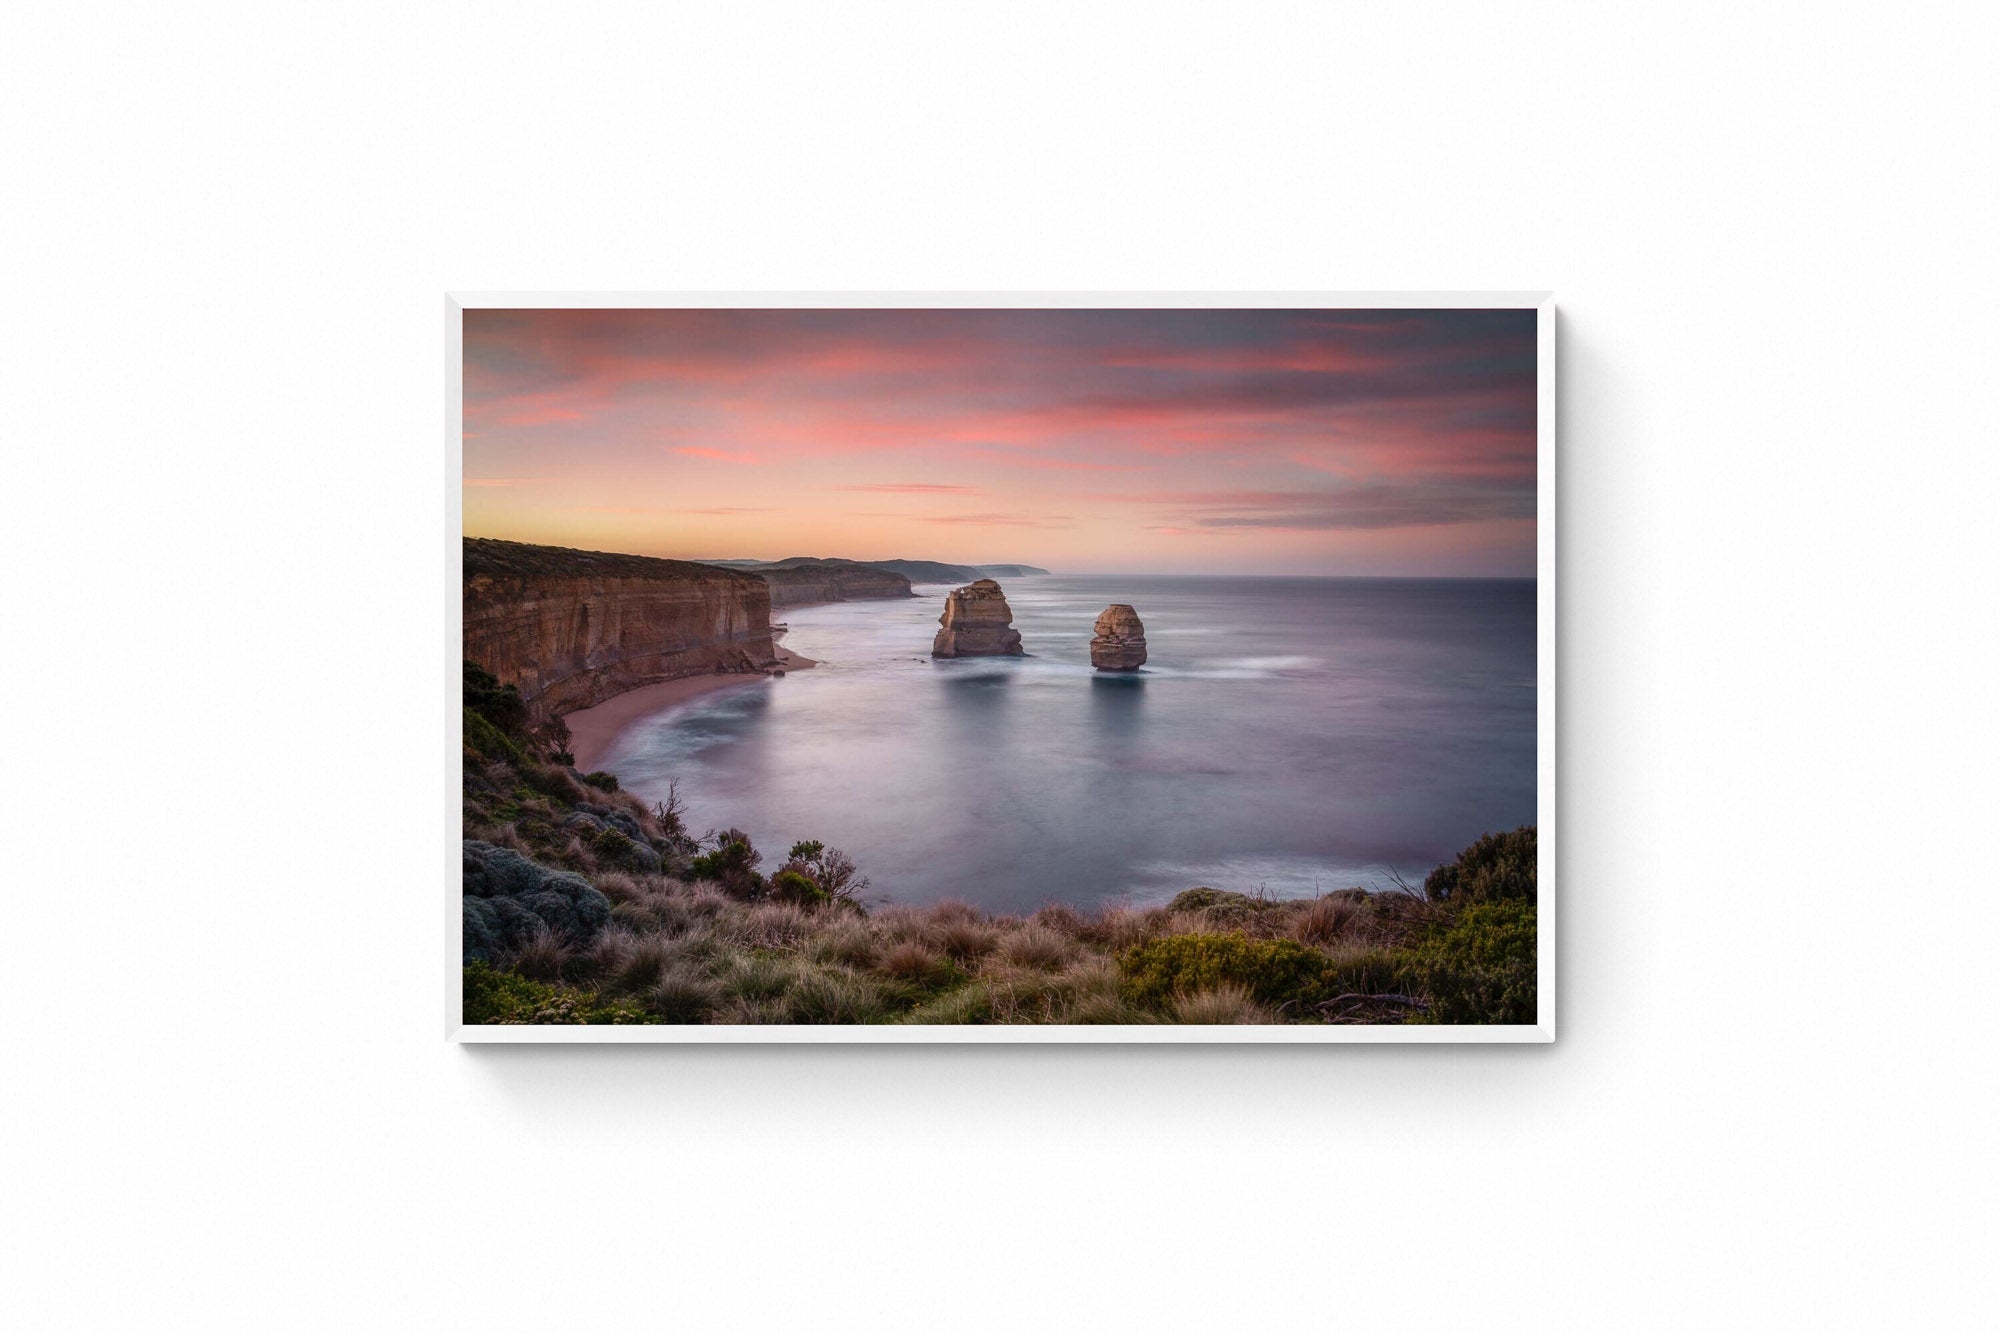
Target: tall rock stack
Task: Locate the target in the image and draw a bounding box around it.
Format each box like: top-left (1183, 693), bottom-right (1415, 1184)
top-left (931, 579), bottom-right (1025, 657)
top-left (1090, 604), bottom-right (1147, 671)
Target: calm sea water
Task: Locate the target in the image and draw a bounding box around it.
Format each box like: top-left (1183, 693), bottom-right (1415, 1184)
top-left (598, 576), bottom-right (1537, 914)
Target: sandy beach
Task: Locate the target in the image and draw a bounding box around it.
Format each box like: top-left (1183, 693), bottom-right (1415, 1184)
top-left (564, 645), bottom-right (815, 773)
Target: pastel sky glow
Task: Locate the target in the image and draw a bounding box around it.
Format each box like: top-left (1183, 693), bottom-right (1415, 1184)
top-left (463, 308), bottom-right (1537, 576)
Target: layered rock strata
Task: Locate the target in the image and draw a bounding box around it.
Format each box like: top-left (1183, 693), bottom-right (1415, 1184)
top-left (463, 537), bottom-right (778, 717)
top-left (1090, 604), bottom-right (1147, 671)
top-left (931, 579), bottom-right (1024, 657)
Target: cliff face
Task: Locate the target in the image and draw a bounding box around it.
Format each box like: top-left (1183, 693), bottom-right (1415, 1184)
top-left (932, 579), bottom-right (1024, 657)
top-left (756, 558), bottom-right (914, 609)
top-left (464, 538), bottom-right (778, 717)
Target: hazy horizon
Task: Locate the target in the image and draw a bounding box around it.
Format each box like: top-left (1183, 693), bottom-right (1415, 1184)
top-left (464, 308), bottom-right (1537, 577)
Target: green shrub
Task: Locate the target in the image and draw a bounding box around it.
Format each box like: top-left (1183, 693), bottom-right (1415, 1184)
top-left (774, 840), bottom-right (869, 907)
top-left (461, 962), bottom-right (651, 1024)
top-left (1424, 827), bottom-right (1537, 905)
top-left (769, 869), bottom-right (829, 906)
top-left (1118, 932), bottom-right (1334, 1012)
top-left (462, 706), bottom-right (522, 764)
top-left (463, 660), bottom-right (530, 736)
top-left (689, 829), bottom-right (764, 898)
top-left (1404, 900), bottom-right (1538, 1024)
top-left (580, 770), bottom-right (620, 792)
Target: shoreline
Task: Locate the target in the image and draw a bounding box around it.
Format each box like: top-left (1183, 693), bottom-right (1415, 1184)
top-left (564, 643), bottom-right (816, 773)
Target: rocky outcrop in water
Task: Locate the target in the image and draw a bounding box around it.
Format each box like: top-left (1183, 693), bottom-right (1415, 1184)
top-left (931, 579), bottom-right (1024, 657)
top-left (1090, 604), bottom-right (1147, 671)
top-left (463, 537), bottom-right (778, 717)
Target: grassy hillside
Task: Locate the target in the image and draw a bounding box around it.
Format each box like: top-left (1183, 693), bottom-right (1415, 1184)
top-left (461, 662), bottom-right (1538, 1026)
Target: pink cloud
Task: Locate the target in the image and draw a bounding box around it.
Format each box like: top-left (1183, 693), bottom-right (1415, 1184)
top-left (674, 447), bottom-right (762, 464)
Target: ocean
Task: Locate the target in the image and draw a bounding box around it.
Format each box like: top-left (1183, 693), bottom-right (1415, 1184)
top-left (596, 575), bottom-right (1538, 914)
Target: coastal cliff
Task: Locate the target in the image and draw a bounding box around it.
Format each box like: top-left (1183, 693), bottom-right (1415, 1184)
top-left (463, 538), bottom-right (779, 717)
top-left (754, 558), bottom-right (914, 609)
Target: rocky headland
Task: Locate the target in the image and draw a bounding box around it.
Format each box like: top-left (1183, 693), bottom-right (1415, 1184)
top-left (463, 537), bottom-right (780, 717)
top-left (1090, 604), bottom-right (1148, 671)
top-left (931, 579), bottom-right (1025, 657)
top-left (738, 557), bottom-right (915, 609)
top-left (709, 556), bottom-right (1050, 585)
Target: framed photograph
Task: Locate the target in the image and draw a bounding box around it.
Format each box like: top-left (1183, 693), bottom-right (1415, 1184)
top-left (453, 293), bottom-right (1553, 1042)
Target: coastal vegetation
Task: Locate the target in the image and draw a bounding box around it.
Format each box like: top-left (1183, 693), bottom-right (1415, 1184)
top-left (462, 661), bottom-right (1539, 1026)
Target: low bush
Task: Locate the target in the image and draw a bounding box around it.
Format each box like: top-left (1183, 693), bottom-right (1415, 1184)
top-left (462, 962), bottom-right (650, 1024)
top-left (1118, 932), bottom-right (1335, 1011)
top-left (1404, 900), bottom-right (1538, 1024)
top-left (1423, 826), bottom-right (1537, 905)
top-left (689, 830), bottom-right (765, 898)
top-left (580, 770), bottom-right (619, 792)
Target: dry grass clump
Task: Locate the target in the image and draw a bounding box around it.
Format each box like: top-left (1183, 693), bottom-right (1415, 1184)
top-left (681, 882), bottom-right (733, 918)
top-left (599, 932), bottom-right (674, 996)
top-left (929, 899), bottom-right (982, 926)
top-left (873, 905), bottom-right (940, 947)
top-left (648, 965), bottom-right (722, 1023)
top-left (1289, 894), bottom-right (1360, 946)
top-left (877, 939), bottom-right (949, 985)
top-left (1030, 903), bottom-right (1090, 940)
top-left (592, 871), bottom-right (647, 904)
top-left (1000, 923), bottom-right (1075, 971)
top-left (1094, 905), bottom-right (1170, 952)
top-left (714, 995), bottom-right (791, 1024)
top-left (1173, 984), bottom-right (1274, 1025)
top-left (730, 901), bottom-right (815, 950)
top-left (935, 918), bottom-right (998, 962)
top-left (807, 918), bottom-right (881, 969)
top-left (509, 925), bottom-right (573, 982)
top-left (719, 952), bottom-right (803, 1003)
top-left (781, 966), bottom-right (887, 1024)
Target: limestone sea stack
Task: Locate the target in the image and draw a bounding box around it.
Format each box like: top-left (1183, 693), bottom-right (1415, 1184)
top-left (1090, 604), bottom-right (1147, 671)
top-left (931, 579), bottom-right (1024, 657)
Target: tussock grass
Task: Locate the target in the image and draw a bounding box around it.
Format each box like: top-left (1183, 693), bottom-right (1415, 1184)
top-left (1174, 984), bottom-right (1274, 1025)
top-left (1001, 924), bottom-right (1075, 970)
top-left (722, 953), bottom-right (803, 1002)
top-left (807, 918), bottom-right (881, 969)
top-left (510, 926), bottom-right (573, 982)
top-left (877, 939), bottom-right (948, 984)
top-left (648, 965), bottom-right (723, 1022)
top-left (929, 899), bottom-right (983, 926)
top-left (935, 918), bottom-right (998, 962)
top-left (1289, 895), bottom-right (1359, 946)
top-left (782, 966), bottom-right (887, 1024)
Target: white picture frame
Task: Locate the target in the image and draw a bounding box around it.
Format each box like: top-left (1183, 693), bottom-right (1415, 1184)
top-left (447, 291), bottom-right (1555, 1043)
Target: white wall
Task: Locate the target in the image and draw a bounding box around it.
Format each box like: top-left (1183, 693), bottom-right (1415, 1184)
top-left (6, 3), bottom-right (1996, 1329)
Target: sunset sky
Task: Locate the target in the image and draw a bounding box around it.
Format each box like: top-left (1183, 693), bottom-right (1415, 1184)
top-left (462, 308), bottom-right (1537, 576)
